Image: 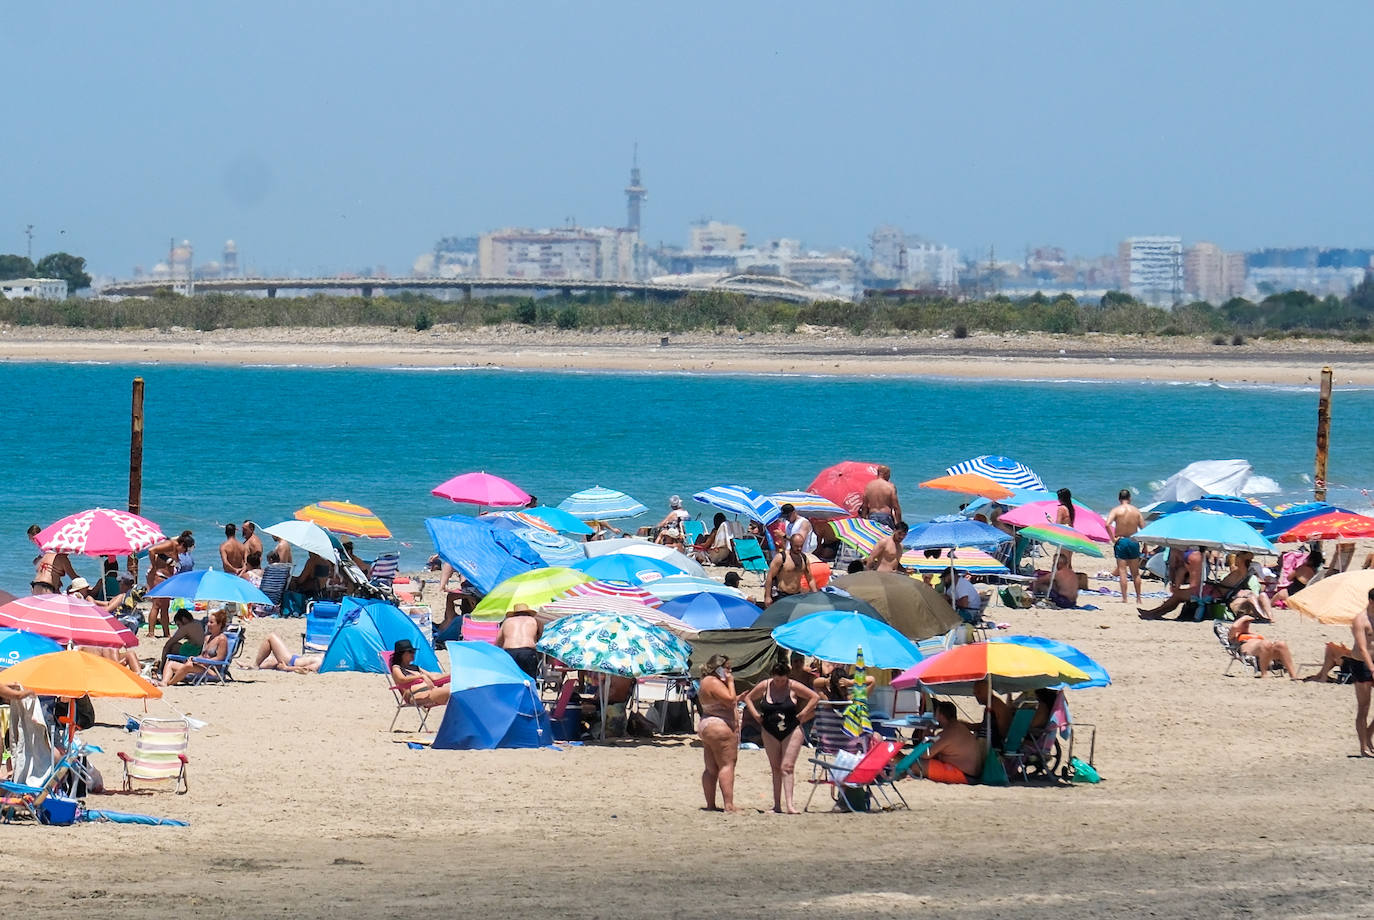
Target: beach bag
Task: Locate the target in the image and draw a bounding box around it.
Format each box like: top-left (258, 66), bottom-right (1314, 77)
top-left (999, 585), bottom-right (1032, 609)
top-left (1068, 756), bottom-right (1101, 784)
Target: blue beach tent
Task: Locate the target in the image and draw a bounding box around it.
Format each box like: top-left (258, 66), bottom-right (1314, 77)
top-left (318, 598), bottom-right (440, 674)
top-left (431, 642), bottom-right (553, 750)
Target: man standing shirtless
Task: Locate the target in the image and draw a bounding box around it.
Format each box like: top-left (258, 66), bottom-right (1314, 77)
top-left (763, 533), bottom-right (813, 606)
top-left (219, 523), bottom-right (246, 575)
top-left (863, 521), bottom-right (908, 572)
top-left (496, 603), bottom-right (543, 677)
top-left (1351, 592), bottom-right (1374, 756)
top-left (1106, 489), bottom-right (1145, 603)
top-left (861, 465), bottom-right (901, 528)
top-left (241, 520), bottom-right (263, 562)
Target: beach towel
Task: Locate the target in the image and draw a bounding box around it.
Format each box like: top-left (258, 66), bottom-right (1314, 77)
top-left (8, 697), bottom-right (54, 787)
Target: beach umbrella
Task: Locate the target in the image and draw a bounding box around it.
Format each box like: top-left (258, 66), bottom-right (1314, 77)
top-left (944, 455), bottom-right (1045, 492)
top-left (0, 628), bottom-right (63, 669)
top-left (582, 538), bottom-right (707, 578)
top-left (561, 580), bottom-right (662, 606)
top-left (752, 590), bottom-right (886, 631)
top-left (431, 471), bottom-right (532, 508)
top-left (903, 517), bottom-right (1011, 551)
top-left (1262, 503), bottom-right (1350, 539)
top-left (537, 612), bottom-right (692, 678)
top-left (892, 642), bottom-right (1090, 694)
top-left (522, 505), bottom-right (595, 536)
top-left (657, 592), bottom-right (762, 631)
top-left (987, 635), bottom-right (1111, 689)
top-left (901, 547), bottom-right (1009, 575)
top-left (482, 510), bottom-right (557, 533)
top-left (145, 568), bottom-right (272, 606)
top-left (964, 488), bottom-right (1055, 512)
top-left (294, 501), bottom-right (392, 539)
top-left (691, 484), bottom-right (783, 525)
top-left (1133, 510), bottom-right (1276, 554)
top-left (558, 486), bottom-right (648, 521)
top-left (829, 572), bottom-right (961, 641)
top-left (469, 567), bottom-right (593, 621)
top-left (543, 594), bottom-right (662, 618)
top-left (767, 491), bottom-right (849, 520)
top-left (997, 501), bottom-right (1112, 543)
top-left (770, 610), bottom-right (922, 671)
top-left (1150, 495), bottom-right (1274, 525)
top-left (35, 508), bottom-right (165, 557)
top-left (1275, 510), bottom-right (1374, 543)
top-left (1017, 523), bottom-right (1105, 558)
top-left (842, 647), bottom-right (872, 737)
top-left (807, 461), bottom-right (883, 516)
top-left (507, 527), bottom-right (585, 567)
top-left (829, 517), bottom-right (892, 554)
top-left (425, 514), bottom-right (547, 595)
top-left (0, 649), bottom-right (160, 699)
top-left (573, 553), bottom-right (682, 584)
top-left (641, 575), bottom-right (747, 603)
top-left (1152, 459), bottom-right (1279, 503)
top-left (1287, 571), bottom-right (1374, 625)
top-left (919, 472), bottom-right (1014, 501)
top-left (262, 520), bottom-right (340, 561)
top-left (0, 594), bottom-right (138, 648)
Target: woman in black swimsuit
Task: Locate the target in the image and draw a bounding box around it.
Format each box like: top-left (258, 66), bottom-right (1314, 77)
top-left (745, 654), bottom-right (819, 814)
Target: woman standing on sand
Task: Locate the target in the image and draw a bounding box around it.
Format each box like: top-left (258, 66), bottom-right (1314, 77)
top-left (745, 654), bottom-right (819, 814)
top-left (697, 654), bottom-right (740, 813)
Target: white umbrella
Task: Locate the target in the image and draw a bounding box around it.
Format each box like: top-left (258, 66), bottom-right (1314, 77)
top-left (1152, 459), bottom-right (1280, 503)
top-left (581, 537), bottom-right (707, 577)
top-left (262, 520), bottom-right (339, 561)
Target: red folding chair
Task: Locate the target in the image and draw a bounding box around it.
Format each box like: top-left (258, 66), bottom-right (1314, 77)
top-left (805, 739), bottom-right (908, 813)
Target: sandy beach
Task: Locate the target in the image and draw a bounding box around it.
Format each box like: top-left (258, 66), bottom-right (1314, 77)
top-left (2, 324), bottom-right (1372, 384)
top-left (5, 560), bottom-right (1373, 920)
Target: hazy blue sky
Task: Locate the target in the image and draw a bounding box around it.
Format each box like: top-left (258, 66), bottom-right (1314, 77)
top-left (4, 1), bottom-right (1371, 277)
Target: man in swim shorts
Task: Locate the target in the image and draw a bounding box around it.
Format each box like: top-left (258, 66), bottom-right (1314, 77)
top-left (920, 700), bottom-right (980, 784)
top-left (764, 532), bottom-right (813, 606)
top-left (1106, 488), bottom-right (1145, 603)
top-left (497, 603), bottom-right (543, 677)
top-left (1351, 592), bottom-right (1374, 756)
top-left (861, 465), bottom-right (901, 528)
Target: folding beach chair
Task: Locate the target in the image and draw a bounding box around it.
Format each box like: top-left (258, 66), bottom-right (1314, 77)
top-left (380, 651), bottom-right (450, 732)
top-left (1213, 620), bottom-right (1286, 677)
top-left (116, 717), bottom-right (190, 794)
top-left (681, 521), bottom-right (707, 547)
top-left (302, 600), bottom-right (343, 653)
top-left (369, 553), bottom-right (400, 590)
top-left (166, 626), bottom-right (245, 685)
top-left (806, 739), bottom-right (908, 813)
top-left (0, 740), bottom-right (101, 825)
top-left (255, 562), bottom-right (292, 616)
top-left (731, 536), bottom-right (769, 574)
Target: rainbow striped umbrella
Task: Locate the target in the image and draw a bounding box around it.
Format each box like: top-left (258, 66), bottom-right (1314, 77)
top-left (1018, 523), bottom-right (1104, 558)
top-left (829, 517), bottom-right (893, 554)
top-left (294, 501), bottom-right (392, 539)
top-left (902, 547), bottom-right (1009, 574)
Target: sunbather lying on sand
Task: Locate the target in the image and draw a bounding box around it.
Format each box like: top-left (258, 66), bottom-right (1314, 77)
top-left (249, 633), bottom-right (323, 673)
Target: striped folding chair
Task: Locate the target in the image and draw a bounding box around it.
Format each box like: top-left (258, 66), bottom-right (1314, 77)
top-left (116, 717), bottom-right (190, 794)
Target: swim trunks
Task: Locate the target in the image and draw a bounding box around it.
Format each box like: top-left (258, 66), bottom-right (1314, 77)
top-left (507, 646), bottom-right (541, 678)
top-left (1344, 658), bottom-right (1374, 684)
top-left (924, 759), bottom-right (971, 785)
top-left (1048, 588), bottom-right (1076, 609)
top-left (868, 512), bottom-right (895, 528)
top-left (1113, 537), bottom-right (1141, 561)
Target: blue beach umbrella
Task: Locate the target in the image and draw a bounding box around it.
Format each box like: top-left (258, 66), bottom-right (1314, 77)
top-left (0, 627), bottom-right (63, 668)
top-left (145, 568), bottom-right (272, 606)
top-left (523, 505), bottom-right (595, 536)
top-left (945, 455), bottom-right (1046, 492)
top-left (572, 553), bottom-right (682, 585)
top-left (641, 575), bottom-right (747, 602)
top-left (771, 610), bottom-right (923, 671)
top-left (692, 484), bottom-right (783, 525)
top-left (987, 635), bottom-right (1111, 690)
top-left (558, 487), bottom-right (648, 522)
top-left (510, 527), bottom-right (585, 567)
top-left (1152, 495), bottom-right (1274, 525)
top-left (656, 592), bottom-right (762, 631)
top-left (425, 514), bottom-right (547, 595)
top-left (432, 642), bottom-right (552, 750)
top-left (903, 517), bottom-right (1011, 551)
top-left (1134, 510), bottom-right (1276, 554)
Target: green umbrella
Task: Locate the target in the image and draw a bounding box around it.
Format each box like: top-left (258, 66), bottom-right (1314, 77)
top-left (469, 567), bottom-right (593, 621)
top-left (841, 645), bottom-right (871, 738)
top-left (1018, 523), bottom-right (1104, 558)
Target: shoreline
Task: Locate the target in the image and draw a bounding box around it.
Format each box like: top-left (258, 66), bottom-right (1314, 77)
top-left (3, 325), bottom-right (1372, 384)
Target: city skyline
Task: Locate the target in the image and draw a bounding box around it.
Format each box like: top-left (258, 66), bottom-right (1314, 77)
top-left (4, 2), bottom-right (1374, 278)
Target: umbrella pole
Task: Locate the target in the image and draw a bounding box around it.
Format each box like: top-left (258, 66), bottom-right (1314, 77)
top-left (601, 678), bottom-right (609, 741)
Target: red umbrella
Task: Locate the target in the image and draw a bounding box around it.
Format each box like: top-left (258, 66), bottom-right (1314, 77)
top-left (1277, 510), bottom-right (1374, 542)
top-left (35, 508), bottom-right (165, 557)
top-left (0, 594), bottom-right (139, 648)
top-left (807, 461), bottom-right (882, 516)
top-left (431, 471), bottom-right (531, 508)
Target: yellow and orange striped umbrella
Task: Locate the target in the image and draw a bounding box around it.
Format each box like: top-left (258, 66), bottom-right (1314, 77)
top-left (294, 501), bottom-right (391, 539)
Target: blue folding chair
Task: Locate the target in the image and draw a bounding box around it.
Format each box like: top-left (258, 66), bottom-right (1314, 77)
top-left (166, 626), bottom-right (245, 685)
top-left (731, 536), bottom-right (769, 574)
top-left (0, 740), bottom-right (102, 825)
top-left (302, 601), bottom-right (342, 653)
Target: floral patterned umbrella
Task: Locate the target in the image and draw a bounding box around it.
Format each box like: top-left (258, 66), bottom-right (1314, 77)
top-left (536, 612), bottom-right (691, 678)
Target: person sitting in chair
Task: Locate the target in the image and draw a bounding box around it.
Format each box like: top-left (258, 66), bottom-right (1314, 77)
top-left (1033, 553), bottom-right (1080, 609)
top-left (919, 700), bottom-right (981, 784)
top-left (389, 639), bottom-right (449, 707)
top-left (159, 609), bottom-right (206, 671)
top-left (159, 608), bottom-right (229, 686)
top-left (290, 552), bottom-right (334, 598)
top-left (1228, 615), bottom-right (1299, 679)
top-left (1138, 546), bottom-right (1203, 619)
top-left (654, 496), bottom-right (690, 549)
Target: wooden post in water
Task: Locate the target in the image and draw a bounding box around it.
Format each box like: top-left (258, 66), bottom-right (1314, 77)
top-left (1314, 366), bottom-right (1332, 502)
top-left (129, 378), bottom-right (145, 575)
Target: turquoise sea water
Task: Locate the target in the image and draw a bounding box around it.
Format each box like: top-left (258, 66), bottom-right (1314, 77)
top-left (2, 362), bottom-right (1371, 594)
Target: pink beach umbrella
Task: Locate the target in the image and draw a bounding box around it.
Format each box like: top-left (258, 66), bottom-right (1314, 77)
top-left (0, 594), bottom-right (139, 648)
top-left (431, 471), bottom-right (532, 509)
top-left (36, 508), bottom-right (165, 557)
top-left (996, 501), bottom-right (1112, 543)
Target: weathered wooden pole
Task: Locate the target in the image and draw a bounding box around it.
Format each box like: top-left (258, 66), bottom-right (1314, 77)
top-left (129, 378), bottom-right (145, 576)
top-left (1314, 366), bottom-right (1332, 502)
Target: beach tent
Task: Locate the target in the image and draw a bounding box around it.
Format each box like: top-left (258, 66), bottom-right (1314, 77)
top-left (687, 628), bottom-right (780, 693)
top-left (432, 642), bottom-right (553, 750)
top-left (318, 597), bottom-right (440, 674)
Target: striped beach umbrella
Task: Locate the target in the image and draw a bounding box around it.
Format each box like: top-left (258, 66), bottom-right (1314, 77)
top-left (842, 647), bottom-right (872, 738)
top-left (767, 491), bottom-right (849, 520)
top-left (536, 613), bottom-right (692, 678)
top-left (36, 508), bottom-right (165, 557)
top-left (0, 594), bottom-right (138, 648)
top-left (829, 517), bottom-right (892, 554)
top-left (509, 527), bottom-right (585, 566)
top-left (641, 575), bottom-right (747, 603)
top-left (1018, 523), bottom-right (1105, 558)
top-left (692, 484), bottom-right (783, 524)
top-left (562, 581), bottom-right (663, 606)
top-left (902, 547), bottom-right (1009, 574)
top-left (558, 487), bottom-right (648, 522)
top-left (482, 510), bottom-right (557, 533)
top-left (892, 642), bottom-right (1090, 694)
top-left (945, 455), bottom-right (1046, 492)
top-left (294, 501), bottom-right (391, 539)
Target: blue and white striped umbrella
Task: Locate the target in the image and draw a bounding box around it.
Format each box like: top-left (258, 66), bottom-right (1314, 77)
top-left (767, 491), bottom-right (848, 520)
top-left (945, 455), bottom-right (1046, 492)
top-left (692, 484), bottom-right (783, 525)
top-left (558, 486), bottom-right (649, 522)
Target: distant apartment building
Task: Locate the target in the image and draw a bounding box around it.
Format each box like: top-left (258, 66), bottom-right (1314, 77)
top-left (478, 227), bottom-right (639, 281)
top-left (1183, 242), bottom-right (1246, 304)
top-left (785, 255), bottom-right (858, 293)
top-left (906, 243), bottom-right (960, 291)
top-left (1118, 236), bottom-right (1183, 306)
top-left (688, 220), bottom-right (747, 253)
top-left (868, 225), bottom-right (907, 281)
top-left (1243, 247), bottom-right (1374, 298)
top-left (0, 277), bottom-right (67, 300)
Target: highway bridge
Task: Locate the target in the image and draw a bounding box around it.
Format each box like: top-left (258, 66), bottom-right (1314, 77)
top-left (99, 274), bottom-right (848, 304)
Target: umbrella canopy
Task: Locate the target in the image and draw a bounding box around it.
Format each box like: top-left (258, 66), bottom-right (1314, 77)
top-left (0, 627), bottom-right (63, 668)
top-left (469, 567), bottom-right (593, 621)
top-left (425, 514), bottom-right (547, 595)
top-left (1018, 523), bottom-right (1105, 558)
top-left (771, 611), bottom-right (922, 671)
top-left (558, 486), bottom-right (648, 521)
top-left (657, 592), bottom-right (762, 631)
top-left (767, 491), bottom-right (849, 520)
top-left (431, 471), bottom-right (531, 508)
top-left (581, 538), bottom-right (707, 577)
top-left (573, 553), bottom-right (682, 584)
top-left (36, 508), bottom-right (165, 557)
top-left (1262, 503), bottom-right (1350, 538)
top-left (1, 649), bottom-right (161, 699)
top-left (902, 547), bottom-right (1009, 575)
top-left (1276, 510), bottom-right (1374, 542)
top-left (828, 572), bottom-right (961, 641)
top-left (1152, 459), bottom-right (1279, 503)
top-left (1134, 510), bottom-right (1276, 554)
top-left (641, 575), bottom-right (747, 603)
top-left (1287, 570), bottom-right (1374, 625)
top-left (842, 647), bottom-right (873, 737)
top-left (145, 568), bottom-right (272, 605)
top-left (829, 517), bottom-right (892, 554)
top-left (1149, 495), bottom-right (1275, 525)
top-left (806, 461), bottom-right (883, 516)
top-left (522, 505), bottom-right (595, 535)
top-left (944, 455), bottom-right (1045, 492)
top-left (506, 526), bottom-right (585, 567)
top-left (919, 473), bottom-right (1014, 501)
top-left (0, 594), bottom-right (138, 648)
top-left (998, 501), bottom-right (1112, 543)
top-left (262, 520), bottom-right (340, 561)
top-left (902, 517), bottom-right (1010, 551)
top-left (294, 501), bottom-right (392, 539)
top-left (561, 580), bottom-right (662, 606)
top-left (692, 484), bottom-right (783, 525)
top-left (542, 594), bottom-right (662, 618)
top-left (987, 635), bottom-right (1111, 689)
top-left (752, 590), bottom-right (886, 631)
top-left (892, 642), bottom-right (1090, 694)
top-left (482, 510), bottom-right (557, 533)
top-left (964, 488), bottom-right (1055, 511)
top-left (536, 613), bottom-right (692, 677)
